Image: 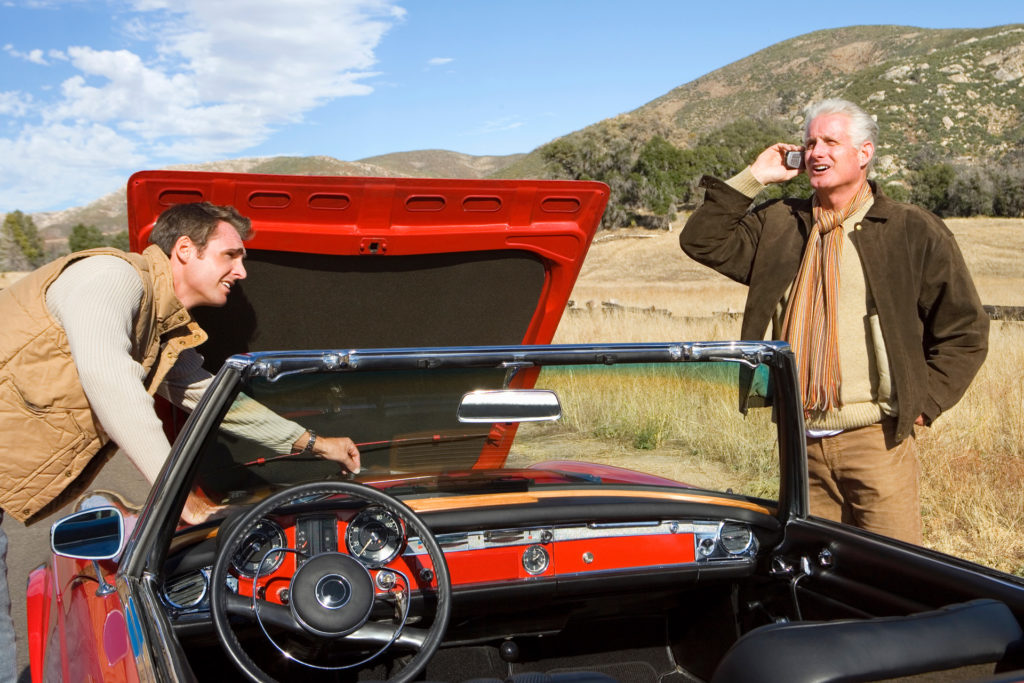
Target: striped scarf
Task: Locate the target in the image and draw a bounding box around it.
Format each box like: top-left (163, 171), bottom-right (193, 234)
top-left (782, 182), bottom-right (873, 412)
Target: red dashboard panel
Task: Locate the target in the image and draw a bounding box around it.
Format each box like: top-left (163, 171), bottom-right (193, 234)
top-left (233, 516), bottom-right (699, 603)
top-left (554, 535), bottom-right (696, 574)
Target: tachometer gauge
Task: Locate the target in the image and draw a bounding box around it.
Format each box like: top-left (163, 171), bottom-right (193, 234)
top-left (345, 507), bottom-right (404, 567)
top-left (231, 518), bottom-right (287, 577)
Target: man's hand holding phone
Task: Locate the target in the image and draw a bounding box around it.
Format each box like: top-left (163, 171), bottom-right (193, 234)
top-left (750, 144), bottom-right (804, 185)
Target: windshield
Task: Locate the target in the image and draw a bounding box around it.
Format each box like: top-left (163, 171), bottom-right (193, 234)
top-left (189, 355), bottom-right (781, 511)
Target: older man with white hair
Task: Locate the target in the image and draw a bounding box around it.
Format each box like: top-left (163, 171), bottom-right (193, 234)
top-left (680, 98), bottom-right (988, 544)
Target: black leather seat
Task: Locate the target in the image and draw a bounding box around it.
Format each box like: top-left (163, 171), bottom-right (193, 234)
top-left (711, 599), bottom-right (1023, 683)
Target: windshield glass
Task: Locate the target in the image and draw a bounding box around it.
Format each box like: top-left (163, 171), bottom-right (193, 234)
top-left (191, 358), bottom-right (780, 510)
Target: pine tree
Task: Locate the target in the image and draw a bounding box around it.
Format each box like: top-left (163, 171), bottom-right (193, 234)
top-left (2, 211), bottom-right (46, 270)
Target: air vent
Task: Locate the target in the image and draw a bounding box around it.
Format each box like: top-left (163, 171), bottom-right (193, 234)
top-left (540, 197), bottom-right (580, 213)
top-left (405, 195), bottom-right (446, 212)
top-left (463, 196), bottom-right (502, 212)
top-left (163, 570), bottom-right (209, 609)
top-left (157, 189), bottom-right (204, 206)
top-left (309, 193), bottom-right (351, 210)
top-left (248, 191), bottom-right (291, 209)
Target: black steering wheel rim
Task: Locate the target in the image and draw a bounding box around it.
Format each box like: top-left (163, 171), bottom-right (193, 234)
top-left (210, 481), bottom-right (451, 683)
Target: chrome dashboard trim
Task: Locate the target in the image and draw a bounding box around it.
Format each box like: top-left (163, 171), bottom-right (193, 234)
top-left (404, 520), bottom-right (757, 564)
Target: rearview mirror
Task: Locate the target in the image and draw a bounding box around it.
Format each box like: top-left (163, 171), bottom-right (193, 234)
top-left (51, 506), bottom-right (125, 560)
top-left (457, 389), bottom-right (561, 423)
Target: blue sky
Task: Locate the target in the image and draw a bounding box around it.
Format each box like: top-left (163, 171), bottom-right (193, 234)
top-left (1, 1), bottom-right (1021, 213)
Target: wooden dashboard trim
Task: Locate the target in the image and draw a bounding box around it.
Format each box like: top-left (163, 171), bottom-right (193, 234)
top-left (170, 488), bottom-right (774, 553)
top-left (404, 489), bottom-right (774, 516)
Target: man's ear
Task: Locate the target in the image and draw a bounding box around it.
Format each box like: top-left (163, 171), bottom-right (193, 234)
top-left (171, 235), bottom-right (195, 264)
top-left (859, 140), bottom-right (875, 168)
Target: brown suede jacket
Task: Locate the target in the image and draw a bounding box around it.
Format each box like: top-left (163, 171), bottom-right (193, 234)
top-left (680, 175), bottom-right (989, 442)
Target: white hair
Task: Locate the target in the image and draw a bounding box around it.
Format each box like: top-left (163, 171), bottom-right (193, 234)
top-left (804, 99), bottom-right (878, 169)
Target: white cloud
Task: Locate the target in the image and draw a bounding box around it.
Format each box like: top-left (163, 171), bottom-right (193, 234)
top-left (0, 122), bottom-right (143, 211)
top-left (1, 0), bottom-right (406, 212)
top-left (0, 91), bottom-right (33, 117)
top-left (130, 0), bottom-right (172, 10)
top-left (428, 57), bottom-right (454, 66)
top-left (144, 0), bottom-right (403, 110)
top-left (4, 45), bottom-right (50, 65)
top-left (48, 47), bottom-right (200, 130)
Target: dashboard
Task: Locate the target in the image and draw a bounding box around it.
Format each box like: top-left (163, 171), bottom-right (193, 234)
top-left (161, 507), bottom-right (760, 620)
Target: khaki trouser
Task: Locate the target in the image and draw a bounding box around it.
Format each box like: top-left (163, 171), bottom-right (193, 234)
top-left (806, 419), bottom-right (922, 545)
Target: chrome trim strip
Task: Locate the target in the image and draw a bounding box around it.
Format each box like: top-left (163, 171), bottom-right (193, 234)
top-left (404, 521), bottom-right (729, 555)
top-left (232, 341), bottom-right (790, 379)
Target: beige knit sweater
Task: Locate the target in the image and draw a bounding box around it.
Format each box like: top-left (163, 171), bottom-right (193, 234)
top-left (45, 255), bottom-right (303, 484)
top-left (728, 169), bottom-right (898, 432)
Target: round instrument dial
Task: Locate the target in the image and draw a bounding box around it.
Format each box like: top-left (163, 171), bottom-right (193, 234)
top-left (522, 544), bottom-right (550, 575)
top-left (345, 507), bottom-right (404, 567)
top-left (720, 522), bottom-right (754, 554)
top-left (230, 518), bottom-right (287, 577)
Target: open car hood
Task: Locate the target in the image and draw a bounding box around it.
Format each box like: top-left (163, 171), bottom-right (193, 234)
top-left (127, 171), bottom-right (608, 369)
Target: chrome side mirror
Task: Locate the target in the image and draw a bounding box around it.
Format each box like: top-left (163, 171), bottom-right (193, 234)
top-left (51, 506), bottom-right (124, 561)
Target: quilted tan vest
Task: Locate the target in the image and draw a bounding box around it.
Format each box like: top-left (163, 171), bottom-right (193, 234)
top-left (0, 245), bottom-right (207, 523)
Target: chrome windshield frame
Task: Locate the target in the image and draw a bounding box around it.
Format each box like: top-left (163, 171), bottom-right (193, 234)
top-left (232, 341), bottom-right (793, 381)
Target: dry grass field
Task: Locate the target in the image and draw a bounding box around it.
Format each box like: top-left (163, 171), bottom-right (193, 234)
top-left (554, 217), bottom-right (1024, 575)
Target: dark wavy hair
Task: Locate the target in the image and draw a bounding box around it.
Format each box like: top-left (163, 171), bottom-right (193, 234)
top-left (148, 202), bottom-right (252, 256)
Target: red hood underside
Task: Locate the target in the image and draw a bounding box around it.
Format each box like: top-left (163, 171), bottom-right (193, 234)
top-left (127, 171), bottom-right (608, 368)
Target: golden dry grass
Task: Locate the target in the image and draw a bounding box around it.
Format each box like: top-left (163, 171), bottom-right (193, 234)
top-left (554, 217), bottom-right (1024, 574)
top-left (507, 365), bottom-right (781, 500)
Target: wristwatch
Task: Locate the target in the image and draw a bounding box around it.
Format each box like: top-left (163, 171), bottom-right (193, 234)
top-left (301, 430), bottom-right (317, 457)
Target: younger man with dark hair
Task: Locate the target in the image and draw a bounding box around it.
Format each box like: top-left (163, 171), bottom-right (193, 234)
top-left (0, 202), bottom-right (360, 678)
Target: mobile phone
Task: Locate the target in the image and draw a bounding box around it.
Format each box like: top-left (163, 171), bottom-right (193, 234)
top-left (785, 150), bottom-right (804, 169)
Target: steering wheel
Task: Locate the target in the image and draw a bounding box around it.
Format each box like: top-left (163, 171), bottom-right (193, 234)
top-left (210, 481), bottom-right (451, 683)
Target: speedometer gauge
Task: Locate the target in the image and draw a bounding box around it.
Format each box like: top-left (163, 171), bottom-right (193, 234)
top-left (231, 518), bottom-right (287, 577)
top-left (345, 507), bottom-right (404, 567)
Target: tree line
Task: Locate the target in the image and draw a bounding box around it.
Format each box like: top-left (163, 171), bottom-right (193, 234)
top-left (4, 119), bottom-right (1021, 272)
top-left (1, 211), bottom-right (128, 273)
top-left (542, 118), bottom-right (1024, 230)
top-left (904, 151), bottom-right (1024, 219)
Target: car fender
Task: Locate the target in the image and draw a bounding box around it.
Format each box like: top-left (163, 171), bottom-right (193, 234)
top-left (26, 563), bottom-right (52, 683)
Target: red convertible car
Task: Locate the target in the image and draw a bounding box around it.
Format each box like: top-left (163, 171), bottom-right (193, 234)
top-left (26, 172), bottom-right (1024, 682)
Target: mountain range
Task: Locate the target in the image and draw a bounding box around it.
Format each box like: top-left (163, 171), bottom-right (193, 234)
top-left (29, 23), bottom-right (1024, 240)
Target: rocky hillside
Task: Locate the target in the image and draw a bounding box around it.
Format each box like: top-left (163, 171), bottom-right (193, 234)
top-left (25, 23), bottom-right (1024, 240)
top-left (31, 156), bottom-right (407, 239)
top-left (30, 151), bottom-right (526, 240)
top-left (501, 24), bottom-right (1024, 182)
top-left (658, 24), bottom-right (1022, 166)
top-left (357, 150), bottom-right (525, 179)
